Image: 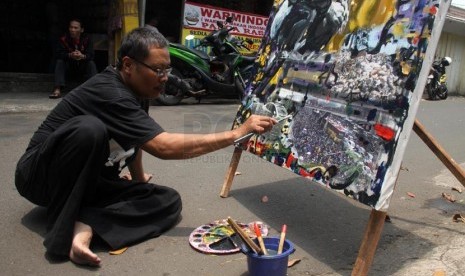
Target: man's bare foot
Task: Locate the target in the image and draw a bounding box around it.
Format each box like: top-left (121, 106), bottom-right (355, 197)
top-left (49, 87), bottom-right (61, 99)
top-left (69, 221), bottom-right (101, 266)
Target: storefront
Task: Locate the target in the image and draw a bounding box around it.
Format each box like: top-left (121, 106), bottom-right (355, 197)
top-left (0, 0), bottom-right (109, 73)
top-left (1, 0), bottom-right (462, 96)
top-left (436, 5), bottom-right (465, 95)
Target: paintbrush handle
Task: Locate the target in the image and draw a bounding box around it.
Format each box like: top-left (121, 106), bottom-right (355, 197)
top-left (277, 224), bottom-right (287, 254)
top-left (257, 236), bottom-right (268, 255)
top-left (277, 232), bottom-right (285, 254)
top-left (227, 217), bottom-right (263, 255)
top-left (233, 132), bottom-right (255, 144)
top-left (228, 236), bottom-right (238, 248)
top-left (277, 114), bottom-right (292, 123)
top-left (254, 223), bottom-right (268, 255)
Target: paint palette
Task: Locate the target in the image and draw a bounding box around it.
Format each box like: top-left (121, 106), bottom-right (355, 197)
top-left (189, 219), bottom-right (268, 254)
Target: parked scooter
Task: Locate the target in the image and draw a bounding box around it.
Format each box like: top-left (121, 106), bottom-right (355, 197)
top-left (158, 18), bottom-right (256, 105)
top-left (426, 56), bottom-right (451, 100)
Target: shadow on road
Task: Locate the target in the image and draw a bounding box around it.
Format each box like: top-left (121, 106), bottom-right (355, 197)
top-left (229, 177), bottom-right (434, 275)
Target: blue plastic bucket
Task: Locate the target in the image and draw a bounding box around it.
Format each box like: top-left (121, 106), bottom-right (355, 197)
top-left (243, 237), bottom-right (294, 276)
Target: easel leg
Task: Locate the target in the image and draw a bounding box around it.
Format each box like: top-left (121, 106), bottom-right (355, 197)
top-left (413, 119), bottom-right (465, 187)
top-left (352, 209), bottom-right (387, 276)
top-left (220, 147), bottom-right (243, 198)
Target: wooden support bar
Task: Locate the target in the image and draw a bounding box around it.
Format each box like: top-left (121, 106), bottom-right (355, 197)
top-left (352, 209), bottom-right (387, 276)
top-left (413, 119), bottom-right (465, 187)
top-left (227, 217), bottom-right (262, 254)
top-left (220, 147), bottom-right (243, 198)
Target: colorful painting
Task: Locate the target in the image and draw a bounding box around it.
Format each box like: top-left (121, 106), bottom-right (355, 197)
top-left (233, 0), bottom-right (449, 210)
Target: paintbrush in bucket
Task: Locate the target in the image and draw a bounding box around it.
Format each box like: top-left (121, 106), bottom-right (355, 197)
top-left (227, 217), bottom-right (263, 255)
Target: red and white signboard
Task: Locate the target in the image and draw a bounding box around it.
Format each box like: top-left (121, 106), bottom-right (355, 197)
top-left (182, 2), bottom-right (268, 53)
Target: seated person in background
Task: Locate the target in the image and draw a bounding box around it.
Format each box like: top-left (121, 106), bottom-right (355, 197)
top-left (49, 18), bottom-right (97, 99)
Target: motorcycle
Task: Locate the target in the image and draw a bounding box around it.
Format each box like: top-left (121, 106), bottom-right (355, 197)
top-left (158, 18), bottom-right (256, 105)
top-left (426, 56), bottom-right (451, 100)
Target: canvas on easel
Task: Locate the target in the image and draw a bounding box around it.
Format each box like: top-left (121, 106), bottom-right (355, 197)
top-left (226, 0), bottom-right (451, 212)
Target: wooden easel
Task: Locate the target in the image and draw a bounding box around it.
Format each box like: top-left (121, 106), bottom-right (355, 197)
top-left (220, 119), bottom-right (465, 275)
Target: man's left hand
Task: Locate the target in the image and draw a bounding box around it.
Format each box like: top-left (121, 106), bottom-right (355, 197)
top-left (121, 172), bottom-right (153, 183)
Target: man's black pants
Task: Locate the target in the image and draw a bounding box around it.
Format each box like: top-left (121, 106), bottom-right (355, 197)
top-left (15, 116), bottom-right (182, 256)
top-left (54, 59), bottom-right (98, 87)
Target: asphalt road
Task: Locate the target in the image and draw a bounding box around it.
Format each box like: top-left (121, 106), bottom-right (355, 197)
top-left (1, 92), bottom-right (465, 276)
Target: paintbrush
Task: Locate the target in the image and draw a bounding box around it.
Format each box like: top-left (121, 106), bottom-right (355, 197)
top-left (227, 217), bottom-right (263, 255)
top-left (228, 236), bottom-right (238, 248)
top-left (277, 224), bottom-right (287, 254)
top-left (233, 114), bottom-right (293, 145)
top-left (254, 223), bottom-right (268, 255)
top-left (233, 132), bottom-right (255, 144)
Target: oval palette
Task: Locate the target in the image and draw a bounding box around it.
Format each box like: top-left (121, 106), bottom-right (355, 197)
top-left (189, 219), bottom-right (268, 254)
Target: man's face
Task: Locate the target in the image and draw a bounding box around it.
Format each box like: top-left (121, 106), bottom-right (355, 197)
top-left (69, 20), bottom-right (83, 39)
top-left (123, 47), bottom-right (171, 99)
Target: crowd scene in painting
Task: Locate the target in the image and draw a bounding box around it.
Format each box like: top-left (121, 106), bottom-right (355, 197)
top-left (291, 107), bottom-right (381, 177)
top-left (283, 106), bottom-right (387, 205)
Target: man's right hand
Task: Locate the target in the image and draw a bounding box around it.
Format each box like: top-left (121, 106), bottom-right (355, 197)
top-left (236, 115), bottom-right (277, 138)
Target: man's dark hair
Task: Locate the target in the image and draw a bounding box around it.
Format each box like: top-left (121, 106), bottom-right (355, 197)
top-left (69, 18), bottom-right (83, 28)
top-left (116, 27), bottom-right (169, 70)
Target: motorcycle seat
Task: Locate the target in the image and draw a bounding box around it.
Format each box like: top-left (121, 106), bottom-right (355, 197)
top-left (170, 43), bottom-right (211, 61)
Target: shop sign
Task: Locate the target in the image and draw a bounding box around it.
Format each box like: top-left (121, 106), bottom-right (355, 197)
top-left (181, 1), bottom-right (268, 55)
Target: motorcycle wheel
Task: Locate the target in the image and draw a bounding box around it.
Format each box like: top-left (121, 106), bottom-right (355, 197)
top-left (437, 84), bottom-right (448, 100)
top-left (426, 83), bottom-right (435, 100)
top-left (157, 68), bottom-right (185, 106)
top-left (234, 79), bottom-right (244, 101)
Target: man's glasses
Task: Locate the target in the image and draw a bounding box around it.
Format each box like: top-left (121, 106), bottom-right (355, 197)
top-left (129, 57), bottom-right (172, 77)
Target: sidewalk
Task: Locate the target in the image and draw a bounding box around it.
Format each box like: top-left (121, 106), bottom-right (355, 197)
top-left (0, 92), bottom-right (58, 114)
